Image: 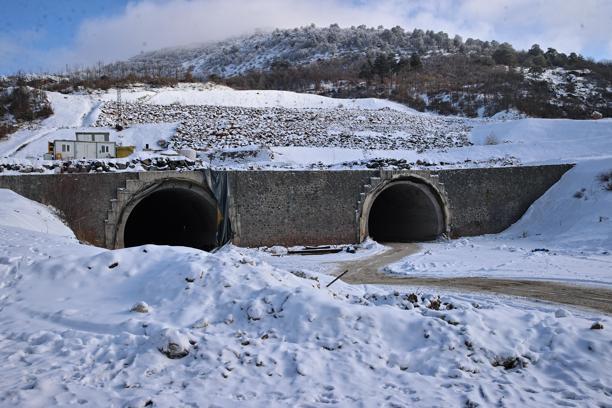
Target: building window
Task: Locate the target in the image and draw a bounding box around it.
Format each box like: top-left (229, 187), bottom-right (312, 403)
top-left (61, 144), bottom-right (70, 152)
top-left (100, 145), bottom-right (109, 153)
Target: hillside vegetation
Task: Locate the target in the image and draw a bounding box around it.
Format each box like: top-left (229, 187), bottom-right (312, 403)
top-left (108, 25), bottom-right (612, 118)
top-left (2, 25), bottom-right (611, 119)
top-left (0, 78), bottom-right (53, 139)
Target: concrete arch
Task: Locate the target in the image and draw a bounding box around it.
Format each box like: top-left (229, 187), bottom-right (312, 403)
top-left (359, 176), bottom-right (449, 242)
top-left (114, 179), bottom-right (220, 251)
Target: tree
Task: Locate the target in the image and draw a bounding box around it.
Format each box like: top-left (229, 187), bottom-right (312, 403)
top-left (492, 43), bottom-right (517, 65)
top-left (409, 53), bottom-right (422, 69)
top-left (528, 44), bottom-right (544, 57)
top-left (372, 53), bottom-right (395, 83)
top-left (453, 34), bottom-right (463, 48)
top-left (358, 61), bottom-right (375, 82)
top-left (532, 54), bottom-right (548, 68)
top-left (545, 48), bottom-right (559, 66)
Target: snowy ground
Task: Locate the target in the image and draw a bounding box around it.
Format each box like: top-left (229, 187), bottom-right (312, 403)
top-left (0, 191), bottom-right (611, 407)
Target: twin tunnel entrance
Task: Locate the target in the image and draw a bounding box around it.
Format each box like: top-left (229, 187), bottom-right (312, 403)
top-left (118, 178), bottom-right (446, 251)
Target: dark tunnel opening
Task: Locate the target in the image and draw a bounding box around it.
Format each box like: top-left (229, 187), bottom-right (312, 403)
top-left (124, 187), bottom-right (218, 251)
top-left (368, 181), bottom-right (445, 242)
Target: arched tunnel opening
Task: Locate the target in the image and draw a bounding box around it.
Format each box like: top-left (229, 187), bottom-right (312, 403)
top-left (368, 181), bottom-right (445, 242)
top-left (123, 187), bottom-right (218, 251)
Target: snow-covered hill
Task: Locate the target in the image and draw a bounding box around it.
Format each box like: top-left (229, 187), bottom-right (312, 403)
top-left (121, 25), bottom-right (435, 78)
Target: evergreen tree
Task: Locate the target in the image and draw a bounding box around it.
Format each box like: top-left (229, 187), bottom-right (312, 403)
top-left (410, 53), bottom-right (422, 69)
top-left (492, 43), bottom-right (517, 65)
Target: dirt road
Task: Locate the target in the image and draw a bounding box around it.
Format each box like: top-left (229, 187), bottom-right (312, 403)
top-left (335, 243), bottom-right (612, 315)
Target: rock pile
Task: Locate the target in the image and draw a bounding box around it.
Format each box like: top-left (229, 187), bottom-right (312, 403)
top-left (0, 157), bottom-right (199, 174)
top-left (96, 102), bottom-right (472, 151)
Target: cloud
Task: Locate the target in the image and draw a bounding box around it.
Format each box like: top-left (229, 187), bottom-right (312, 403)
top-left (66, 0), bottom-right (405, 65)
top-left (5, 0), bottom-right (612, 74)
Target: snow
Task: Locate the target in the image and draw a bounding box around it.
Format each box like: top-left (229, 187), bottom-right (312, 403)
top-left (144, 87), bottom-right (413, 112)
top-left (6, 124), bottom-right (177, 160)
top-left (466, 118), bottom-right (612, 165)
top-left (504, 159), bottom-right (612, 251)
top-left (385, 159), bottom-right (612, 284)
top-left (0, 92), bottom-right (101, 158)
top-left (0, 189), bottom-right (74, 238)
top-left (0, 219), bottom-right (610, 406)
top-left (523, 68), bottom-right (599, 104)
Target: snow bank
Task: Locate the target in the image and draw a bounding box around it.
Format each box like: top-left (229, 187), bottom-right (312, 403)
top-left (385, 159), bottom-right (612, 284)
top-left (504, 158), bottom-right (612, 252)
top-left (467, 117), bottom-right (612, 164)
top-left (0, 189), bottom-right (74, 237)
top-left (0, 243), bottom-right (610, 406)
top-left (144, 88), bottom-right (414, 111)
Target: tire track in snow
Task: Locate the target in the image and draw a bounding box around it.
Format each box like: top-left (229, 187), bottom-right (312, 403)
top-left (334, 243), bottom-right (612, 315)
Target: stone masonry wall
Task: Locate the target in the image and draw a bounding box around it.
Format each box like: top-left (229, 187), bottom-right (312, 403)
top-left (0, 164), bottom-right (573, 248)
top-left (437, 164), bottom-right (574, 237)
top-left (0, 172), bottom-right (138, 246)
top-left (227, 170), bottom-right (377, 247)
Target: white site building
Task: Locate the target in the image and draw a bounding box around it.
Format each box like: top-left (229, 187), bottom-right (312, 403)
top-left (48, 131), bottom-right (116, 160)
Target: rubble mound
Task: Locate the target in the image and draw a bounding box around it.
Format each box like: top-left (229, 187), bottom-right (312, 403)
top-left (95, 102), bottom-right (472, 151)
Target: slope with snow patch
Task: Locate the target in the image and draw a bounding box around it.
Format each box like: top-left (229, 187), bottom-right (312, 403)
top-left (8, 123), bottom-right (177, 160)
top-left (143, 87), bottom-right (415, 111)
top-left (385, 159), bottom-right (612, 284)
top-left (0, 189), bottom-right (74, 238)
top-left (0, 92), bottom-right (101, 158)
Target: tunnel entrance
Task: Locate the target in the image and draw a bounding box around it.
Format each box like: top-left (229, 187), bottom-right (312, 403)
top-left (123, 187), bottom-right (218, 251)
top-left (367, 180), bottom-right (445, 242)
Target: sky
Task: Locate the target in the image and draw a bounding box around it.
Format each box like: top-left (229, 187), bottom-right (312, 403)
top-left (1, 0), bottom-right (611, 75)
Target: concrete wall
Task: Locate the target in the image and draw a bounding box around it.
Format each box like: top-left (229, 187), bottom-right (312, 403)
top-left (0, 164), bottom-right (573, 248)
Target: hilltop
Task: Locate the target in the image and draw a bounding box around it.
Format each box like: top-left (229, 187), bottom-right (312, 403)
top-left (107, 25), bottom-right (612, 119)
top-left (2, 25), bottom-right (610, 120)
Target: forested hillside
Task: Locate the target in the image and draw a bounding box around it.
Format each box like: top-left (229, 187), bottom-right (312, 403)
top-left (3, 25), bottom-right (611, 118)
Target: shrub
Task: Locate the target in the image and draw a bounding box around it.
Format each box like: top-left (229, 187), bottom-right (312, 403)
top-left (484, 132), bottom-right (499, 145)
top-left (597, 171), bottom-right (612, 191)
top-left (7, 86), bottom-right (53, 121)
top-left (0, 123), bottom-right (17, 140)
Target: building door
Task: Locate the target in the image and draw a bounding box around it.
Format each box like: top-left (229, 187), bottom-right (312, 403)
top-left (75, 142), bottom-right (97, 159)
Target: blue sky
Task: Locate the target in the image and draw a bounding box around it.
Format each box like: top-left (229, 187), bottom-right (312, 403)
top-left (1, 0), bottom-right (610, 75)
top-left (0, 0), bottom-right (129, 73)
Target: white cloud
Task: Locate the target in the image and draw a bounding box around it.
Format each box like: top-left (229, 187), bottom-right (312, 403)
top-left (63, 0), bottom-right (405, 67)
top-left (6, 0), bottom-right (612, 73)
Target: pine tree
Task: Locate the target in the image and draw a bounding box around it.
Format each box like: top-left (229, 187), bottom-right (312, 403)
top-left (409, 53), bottom-right (422, 69)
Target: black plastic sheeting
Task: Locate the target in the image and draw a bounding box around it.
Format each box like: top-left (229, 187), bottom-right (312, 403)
top-left (205, 170), bottom-right (232, 247)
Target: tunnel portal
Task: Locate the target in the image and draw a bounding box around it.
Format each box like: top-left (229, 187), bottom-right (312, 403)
top-left (123, 187), bottom-right (218, 251)
top-left (368, 180), bottom-right (445, 242)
